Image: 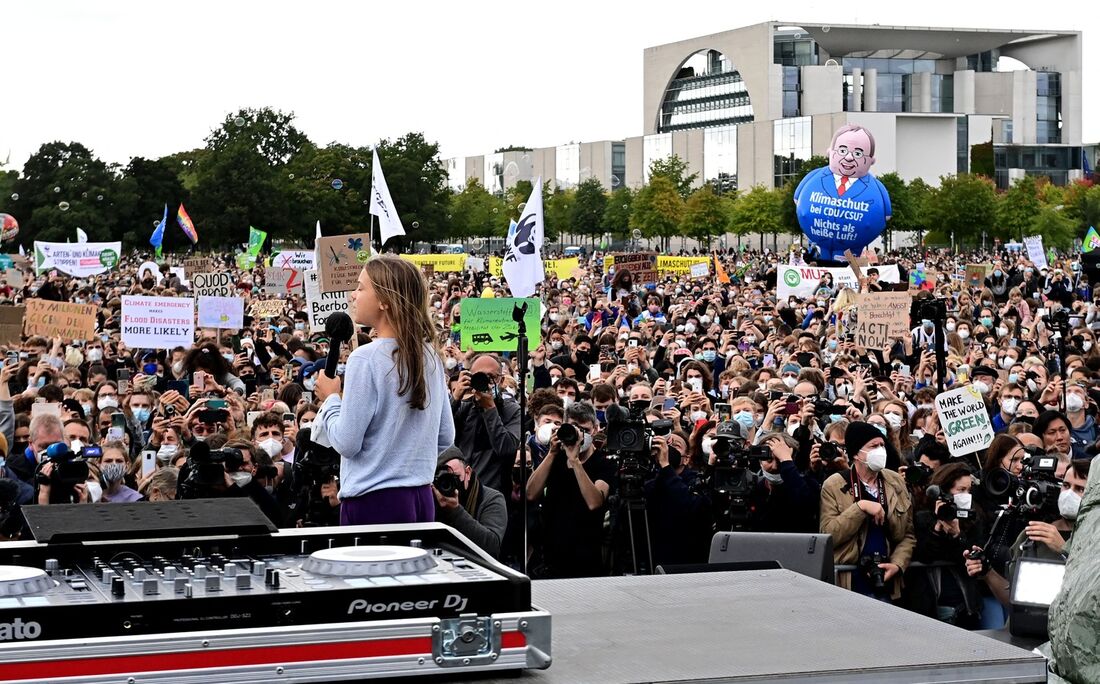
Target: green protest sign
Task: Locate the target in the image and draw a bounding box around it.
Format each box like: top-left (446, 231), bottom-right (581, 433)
top-left (460, 298), bottom-right (541, 352)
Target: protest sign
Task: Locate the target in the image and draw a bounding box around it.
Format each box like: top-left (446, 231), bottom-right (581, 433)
top-left (690, 262), bottom-right (710, 279)
top-left (33, 241), bottom-right (120, 277)
top-left (658, 256), bottom-right (711, 275)
top-left (169, 266), bottom-right (187, 286)
top-left (303, 269), bottom-right (351, 333)
top-left (191, 272), bottom-right (234, 298)
top-left (25, 299), bottom-right (96, 340)
top-left (966, 264), bottom-right (990, 289)
top-left (197, 297), bottom-right (244, 329)
top-left (0, 306), bottom-right (25, 345)
top-left (460, 297), bottom-right (541, 352)
top-left (317, 233), bottom-right (371, 292)
top-left (399, 253), bottom-right (467, 272)
top-left (777, 264), bottom-right (901, 302)
top-left (263, 267), bottom-right (304, 296)
top-left (120, 296), bottom-right (194, 349)
top-left (610, 253), bottom-right (658, 284)
top-left (1024, 235), bottom-right (1048, 269)
top-left (935, 385), bottom-right (995, 457)
top-left (852, 292), bottom-right (911, 350)
top-left (6, 269), bottom-right (24, 289)
top-left (184, 257), bottom-right (215, 274)
top-left (250, 299), bottom-right (285, 319)
top-left (270, 250), bottom-right (315, 271)
top-left (465, 255), bottom-right (485, 273)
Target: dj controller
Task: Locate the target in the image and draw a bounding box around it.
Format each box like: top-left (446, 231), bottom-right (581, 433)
top-left (0, 499), bottom-right (551, 683)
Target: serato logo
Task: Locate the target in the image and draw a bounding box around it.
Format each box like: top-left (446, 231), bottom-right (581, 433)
top-left (0, 618), bottom-right (41, 640)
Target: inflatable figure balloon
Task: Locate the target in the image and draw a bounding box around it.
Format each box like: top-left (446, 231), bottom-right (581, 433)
top-left (0, 214), bottom-right (18, 242)
top-left (793, 124), bottom-right (890, 261)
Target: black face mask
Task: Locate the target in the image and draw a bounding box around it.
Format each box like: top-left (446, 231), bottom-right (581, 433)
top-left (668, 448), bottom-right (683, 470)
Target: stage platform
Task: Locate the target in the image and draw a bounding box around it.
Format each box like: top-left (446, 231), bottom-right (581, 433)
top-left (477, 569), bottom-right (1048, 684)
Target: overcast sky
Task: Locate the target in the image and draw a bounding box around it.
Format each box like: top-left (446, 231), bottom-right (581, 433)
top-left (0, 0), bottom-right (1092, 172)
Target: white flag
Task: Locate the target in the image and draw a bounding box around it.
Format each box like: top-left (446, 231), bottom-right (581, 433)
top-left (76, 228), bottom-right (88, 244)
top-left (502, 177), bottom-right (545, 298)
top-left (369, 149), bottom-right (405, 245)
top-left (315, 220), bottom-right (322, 242)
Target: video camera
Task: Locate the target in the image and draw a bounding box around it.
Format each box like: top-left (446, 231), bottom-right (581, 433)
top-left (694, 421), bottom-right (769, 531)
top-left (35, 443), bottom-right (90, 504)
top-left (290, 427), bottom-right (342, 527)
top-left (178, 442), bottom-right (245, 499)
top-left (983, 450), bottom-right (1061, 518)
top-left (925, 484), bottom-right (969, 521)
top-left (604, 400), bottom-right (657, 501)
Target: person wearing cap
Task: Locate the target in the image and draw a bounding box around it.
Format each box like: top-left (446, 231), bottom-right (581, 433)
top-left (969, 365), bottom-right (999, 401)
top-left (432, 446), bottom-right (507, 558)
top-left (643, 431), bottom-right (711, 567)
top-left (820, 421), bottom-right (915, 600)
top-left (748, 431), bottom-right (821, 534)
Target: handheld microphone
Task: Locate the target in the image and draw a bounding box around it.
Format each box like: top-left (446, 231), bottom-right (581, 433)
top-left (324, 312), bottom-right (355, 379)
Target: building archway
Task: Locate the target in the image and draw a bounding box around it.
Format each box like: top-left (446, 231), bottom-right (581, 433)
top-left (657, 49), bottom-right (754, 133)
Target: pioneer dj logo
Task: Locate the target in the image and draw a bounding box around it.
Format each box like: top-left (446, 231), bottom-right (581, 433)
top-left (347, 594), bottom-right (469, 615)
top-left (0, 618), bottom-right (41, 641)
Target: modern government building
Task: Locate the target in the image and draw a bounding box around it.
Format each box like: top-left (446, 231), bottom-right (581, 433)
top-left (444, 21), bottom-right (1094, 200)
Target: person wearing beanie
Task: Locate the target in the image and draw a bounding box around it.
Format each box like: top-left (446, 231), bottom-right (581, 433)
top-left (432, 446), bottom-right (507, 558)
top-left (819, 421), bottom-right (915, 601)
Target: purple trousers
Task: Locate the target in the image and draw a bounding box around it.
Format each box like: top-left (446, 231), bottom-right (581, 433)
top-left (339, 485), bottom-right (436, 526)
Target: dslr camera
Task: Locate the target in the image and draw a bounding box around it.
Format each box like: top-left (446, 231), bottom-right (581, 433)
top-left (179, 443), bottom-right (245, 499)
top-left (925, 484), bottom-right (968, 521)
top-left (35, 443), bottom-right (91, 504)
top-left (984, 449), bottom-right (1061, 517)
top-left (859, 552), bottom-right (889, 595)
top-left (433, 468), bottom-right (462, 498)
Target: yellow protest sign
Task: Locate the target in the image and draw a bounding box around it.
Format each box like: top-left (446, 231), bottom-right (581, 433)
top-left (399, 254), bottom-right (467, 272)
top-left (489, 256), bottom-right (579, 280)
top-left (657, 256), bottom-right (710, 275)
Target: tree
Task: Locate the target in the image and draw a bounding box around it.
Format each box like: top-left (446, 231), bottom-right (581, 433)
top-left (1030, 206), bottom-right (1077, 248)
top-left (544, 187), bottom-right (575, 244)
top-left (570, 178), bottom-right (607, 244)
top-left (923, 174), bottom-right (997, 246)
top-left (446, 179), bottom-right (506, 242)
top-left (602, 186), bottom-right (634, 241)
top-left (1063, 181), bottom-right (1100, 234)
top-left (631, 176), bottom-right (683, 251)
top-left (906, 177), bottom-right (934, 237)
top-left (971, 142), bottom-right (995, 178)
top-left (206, 108), bottom-right (309, 166)
top-left (778, 155), bottom-right (828, 235)
top-left (372, 132), bottom-right (451, 248)
top-left (283, 143), bottom-right (370, 244)
top-left (729, 186), bottom-right (783, 242)
top-left (648, 155), bottom-right (698, 199)
top-left (996, 176), bottom-right (1042, 242)
top-left (680, 185), bottom-right (728, 244)
top-left (112, 157), bottom-right (190, 250)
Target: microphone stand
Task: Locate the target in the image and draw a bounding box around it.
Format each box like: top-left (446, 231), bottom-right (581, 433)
top-left (513, 303), bottom-right (531, 576)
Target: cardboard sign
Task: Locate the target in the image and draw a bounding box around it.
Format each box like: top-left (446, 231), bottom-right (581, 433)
top-left (197, 296), bottom-right (244, 329)
top-left (303, 269), bottom-right (351, 333)
top-left (191, 272), bottom-right (234, 298)
top-left (460, 297), bottom-right (541, 352)
top-left (0, 306), bottom-right (25, 345)
top-left (250, 299), bottom-right (285, 319)
top-left (263, 267), bottom-right (304, 297)
top-left (611, 253), bottom-right (658, 285)
top-left (270, 250), bottom-right (315, 271)
top-left (858, 292), bottom-right (911, 337)
top-left (966, 264), bottom-right (990, 290)
top-left (316, 234), bottom-right (371, 293)
top-left (25, 299), bottom-right (97, 341)
top-left (935, 385), bottom-right (995, 457)
top-left (1024, 235), bottom-right (1048, 270)
top-left (465, 255), bottom-right (485, 273)
top-left (121, 296), bottom-right (194, 349)
top-left (658, 256), bottom-right (710, 276)
top-left (184, 257), bottom-right (216, 274)
top-left (6, 269), bottom-right (24, 289)
top-left (777, 264), bottom-right (902, 301)
top-left (690, 262), bottom-right (710, 279)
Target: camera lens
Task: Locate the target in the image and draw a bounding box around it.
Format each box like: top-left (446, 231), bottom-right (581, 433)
top-left (557, 423), bottom-right (579, 447)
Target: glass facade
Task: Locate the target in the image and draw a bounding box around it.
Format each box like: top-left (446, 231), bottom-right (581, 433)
top-left (773, 36), bottom-right (818, 67)
top-left (994, 144), bottom-right (1080, 188)
top-left (773, 117), bottom-right (811, 187)
top-left (931, 74), bottom-right (954, 113)
top-left (1036, 72), bottom-right (1061, 144)
top-left (611, 142), bottom-right (626, 188)
top-left (843, 73), bottom-right (862, 112)
top-left (782, 66), bottom-right (801, 118)
top-left (555, 144), bottom-right (580, 189)
top-left (444, 157), bottom-right (464, 192)
top-left (966, 50), bottom-right (999, 73)
top-left (659, 50), bottom-right (753, 133)
top-left (642, 134), bottom-right (672, 184)
top-left (484, 153), bottom-right (504, 196)
top-left (703, 125), bottom-right (738, 193)
top-left (956, 118), bottom-right (969, 174)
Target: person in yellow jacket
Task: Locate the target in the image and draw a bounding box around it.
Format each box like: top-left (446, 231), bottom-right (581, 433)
top-left (820, 421), bottom-right (916, 600)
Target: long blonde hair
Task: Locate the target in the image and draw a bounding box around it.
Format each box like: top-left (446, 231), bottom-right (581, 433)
top-left (365, 256), bottom-right (438, 410)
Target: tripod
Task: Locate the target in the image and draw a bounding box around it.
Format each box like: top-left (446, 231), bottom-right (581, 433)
top-left (608, 486), bottom-right (655, 576)
top-left (512, 302), bottom-right (532, 575)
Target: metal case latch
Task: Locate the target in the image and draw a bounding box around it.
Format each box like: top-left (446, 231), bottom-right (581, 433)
top-left (433, 613), bottom-right (501, 667)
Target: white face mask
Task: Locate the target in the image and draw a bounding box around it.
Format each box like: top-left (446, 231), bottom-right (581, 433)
top-left (1000, 398), bottom-right (1019, 416)
top-left (953, 492), bottom-right (973, 511)
top-left (1027, 378), bottom-right (1040, 393)
top-left (86, 480), bottom-right (103, 503)
top-left (444, 357), bottom-right (458, 371)
top-left (958, 329), bottom-right (970, 340)
top-left (560, 396), bottom-right (573, 410)
top-left (86, 348), bottom-right (103, 362)
top-left (98, 397), bottom-right (118, 410)
top-left (230, 471), bottom-right (253, 487)
top-left (70, 439), bottom-right (85, 453)
top-left (862, 446), bottom-right (887, 472)
top-left (258, 438), bottom-right (283, 458)
top-left (761, 467), bottom-right (784, 484)
top-left (783, 376), bottom-right (798, 389)
top-left (973, 381), bottom-right (991, 396)
top-left (690, 410), bottom-right (708, 423)
top-left (536, 423), bottom-right (555, 446)
top-left (551, 340), bottom-right (563, 351)
top-left (884, 413), bottom-right (904, 430)
top-left (172, 361), bottom-right (184, 375)
top-left (945, 322), bottom-right (957, 332)
top-left (550, 375), bottom-right (561, 386)
top-left (1059, 489), bottom-right (1082, 520)
top-left (1084, 341), bottom-right (1095, 352)
top-left (1067, 393), bottom-right (1085, 413)
top-left (156, 445), bottom-right (178, 463)
top-left (786, 421), bottom-right (800, 436)
top-left (835, 383), bottom-right (851, 398)
top-left (701, 437), bottom-right (716, 455)
top-left (1000, 356), bottom-right (1016, 370)
top-left (996, 326), bottom-right (1009, 337)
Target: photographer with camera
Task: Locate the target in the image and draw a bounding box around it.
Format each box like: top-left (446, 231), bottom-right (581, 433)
top-left (965, 459), bottom-right (1090, 608)
top-left (821, 421), bottom-right (915, 600)
top-left (432, 446), bottom-right (507, 558)
top-left (178, 439), bottom-right (283, 526)
top-left (644, 431), bottom-right (711, 566)
top-left (526, 402), bottom-right (613, 578)
top-left (450, 353), bottom-right (521, 494)
top-left (909, 463), bottom-right (988, 628)
top-left (748, 432), bottom-right (821, 533)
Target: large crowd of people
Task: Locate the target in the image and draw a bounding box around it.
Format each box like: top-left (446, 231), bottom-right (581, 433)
top-left (0, 243), bottom-right (1093, 632)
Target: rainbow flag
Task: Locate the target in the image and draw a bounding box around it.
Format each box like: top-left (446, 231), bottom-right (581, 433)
top-left (1084, 226), bottom-right (1100, 253)
top-left (177, 203), bottom-right (198, 244)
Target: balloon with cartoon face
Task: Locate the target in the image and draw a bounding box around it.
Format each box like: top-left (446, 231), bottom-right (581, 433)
top-left (793, 124), bottom-right (891, 261)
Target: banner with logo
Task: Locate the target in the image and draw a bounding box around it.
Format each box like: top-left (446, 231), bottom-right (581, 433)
top-left (399, 254), bottom-right (467, 272)
top-left (34, 241), bottom-right (120, 277)
top-left (777, 264), bottom-right (901, 302)
top-left (490, 256), bottom-right (579, 280)
top-left (657, 256), bottom-right (711, 275)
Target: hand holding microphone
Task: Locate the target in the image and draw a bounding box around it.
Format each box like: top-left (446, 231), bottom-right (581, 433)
top-left (314, 313), bottom-right (355, 401)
